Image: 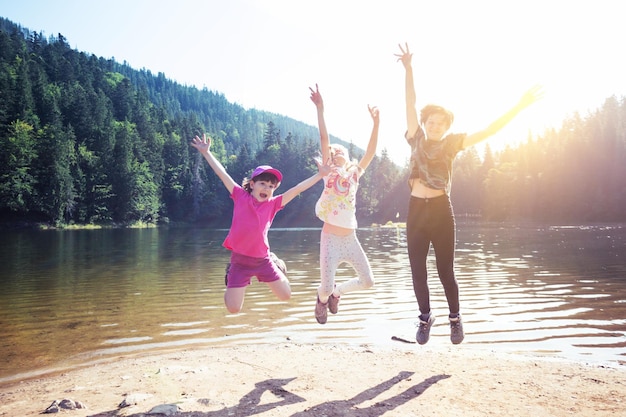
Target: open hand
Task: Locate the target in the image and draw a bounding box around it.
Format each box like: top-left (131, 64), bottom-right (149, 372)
top-left (518, 85), bottom-right (545, 109)
top-left (394, 42), bottom-right (412, 68)
top-left (190, 133), bottom-right (211, 153)
top-left (314, 156), bottom-right (332, 177)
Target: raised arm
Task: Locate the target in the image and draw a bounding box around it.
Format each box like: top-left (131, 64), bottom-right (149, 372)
top-left (190, 134), bottom-right (237, 194)
top-left (358, 105), bottom-right (380, 171)
top-left (309, 84), bottom-right (331, 162)
top-left (395, 43), bottom-right (419, 139)
top-left (280, 158), bottom-right (331, 206)
top-left (463, 85), bottom-right (544, 148)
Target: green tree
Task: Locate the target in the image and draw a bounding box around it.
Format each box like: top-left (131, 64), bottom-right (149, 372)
top-left (262, 120), bottom-right (281, 149)
top-left (76, 142), bottom-right (113, 223)
top-left (109, 120), bottom-right (137, 223)
top-left (36, 121), bottom-right (77, 224)
top-left (0, 120), bottom-right (37, 211)
top-left (129, 160), bottom-right (159, 223)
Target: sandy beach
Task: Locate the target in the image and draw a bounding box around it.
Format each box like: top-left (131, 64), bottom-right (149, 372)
top-left (0, 341), bottom-right (624, 417)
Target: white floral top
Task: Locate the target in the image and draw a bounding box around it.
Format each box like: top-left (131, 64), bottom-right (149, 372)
top-left (315, 166), bottom-right (362, 229)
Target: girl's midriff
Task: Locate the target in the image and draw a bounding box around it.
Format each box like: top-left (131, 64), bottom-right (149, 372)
top-left (409, 178), bottom-right (446, 199)
top-left (322, 222), bottom-right (354, 236)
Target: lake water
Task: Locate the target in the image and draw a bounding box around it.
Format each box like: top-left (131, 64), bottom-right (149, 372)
top-left (1, 222), bottom-right (625, 384)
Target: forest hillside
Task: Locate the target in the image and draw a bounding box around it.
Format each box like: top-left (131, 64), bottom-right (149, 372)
top-left (1, 17), bottom-right (624, 228)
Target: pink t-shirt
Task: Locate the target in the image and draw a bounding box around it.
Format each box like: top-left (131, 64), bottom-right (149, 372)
top-left (222, 185), bottom-right (284, 258)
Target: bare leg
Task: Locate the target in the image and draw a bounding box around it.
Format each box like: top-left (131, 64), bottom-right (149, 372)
top-left (266, 276), bottom-right (291, 301)
top-left (224, 287), bottom-right (246, 313)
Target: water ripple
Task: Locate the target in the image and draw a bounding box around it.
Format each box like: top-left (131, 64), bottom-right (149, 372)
top-left (0, 224), bottom-right (625, 385)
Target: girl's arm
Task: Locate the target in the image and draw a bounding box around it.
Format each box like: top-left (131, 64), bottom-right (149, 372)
top-left (463, 85), bottom-right (544, 148)
top-left (310, 84), bottom-right (331, 162)
top-left (358, 105), bottom-right (380, 171)
top-left (395, 43), bottom-right (419, 139)
top-left (190, 134), bottom-right (237, 194)
top-left (280, 159), bottom-right (331, 206)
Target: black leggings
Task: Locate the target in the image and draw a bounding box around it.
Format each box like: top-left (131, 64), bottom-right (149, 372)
top-left (406, 194), bottom-right (460, 316)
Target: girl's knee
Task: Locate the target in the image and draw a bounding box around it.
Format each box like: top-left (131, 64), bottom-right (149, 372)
top-left (225, 303), bottom-right (242, 314)
top-left (270, 279), bottom-right (291, 301)
top-left (275, 282), bottom-right (292, 301)
top-left (276, 292), bottom-right (291, 301)
top-left (224, 296), bottom-right (243, 313)
top-left (224, 288), bottom-right (245, 313)
top-left (359, 275), bottom-right (374, 289)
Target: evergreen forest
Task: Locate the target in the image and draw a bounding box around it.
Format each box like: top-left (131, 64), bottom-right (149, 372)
top-left (1, 18), bottom-right (625, 229)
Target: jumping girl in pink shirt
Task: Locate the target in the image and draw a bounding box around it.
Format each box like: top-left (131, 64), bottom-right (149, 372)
top-left (191, 133), bottom-right (329, 313)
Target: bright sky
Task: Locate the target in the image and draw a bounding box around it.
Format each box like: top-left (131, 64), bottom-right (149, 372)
top-left (2, 0), bottom-right (625, 164)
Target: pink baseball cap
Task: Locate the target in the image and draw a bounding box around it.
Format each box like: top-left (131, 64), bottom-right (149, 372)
top-left (251, 165), bottom-right (283, 182)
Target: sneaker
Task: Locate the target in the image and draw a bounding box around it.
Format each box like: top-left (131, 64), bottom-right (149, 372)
top-left (416, 314), bottom-right (435, 345)
top-left (449, 315), bottom-right (465, 345)
top-left (328, 293), bottom-right (340, 314)
top-left (270, 252), bottom-right (287, 275)
top-left (315, 296), bottom-right (328, 324)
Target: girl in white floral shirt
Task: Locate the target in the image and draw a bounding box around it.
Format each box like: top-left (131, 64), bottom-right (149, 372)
top-left (309, 84), bottom-right (379, 324)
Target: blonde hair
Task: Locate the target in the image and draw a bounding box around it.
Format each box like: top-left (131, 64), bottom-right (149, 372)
top-left (329, 144), bottom-right (359, 171)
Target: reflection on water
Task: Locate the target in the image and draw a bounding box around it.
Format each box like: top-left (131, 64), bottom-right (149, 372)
top-left (0, 223), bottom-right (625, 384)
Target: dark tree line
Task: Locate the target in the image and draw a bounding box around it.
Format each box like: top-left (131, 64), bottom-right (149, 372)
top-left (450, 96), bottom-right (626, 223)
top-left (0, 18), bottom-right (404, 228)
top-left (1, 17), bottom-right (624, 229)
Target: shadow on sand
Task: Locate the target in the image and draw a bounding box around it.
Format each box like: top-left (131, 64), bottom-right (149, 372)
top-left (90, 371), bottom-right (450, 416)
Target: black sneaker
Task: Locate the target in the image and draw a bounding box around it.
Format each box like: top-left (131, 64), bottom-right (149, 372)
top-left (416, 314), bottom-right (435, 345)
top-left (449, 315), bottom-right (464, 345)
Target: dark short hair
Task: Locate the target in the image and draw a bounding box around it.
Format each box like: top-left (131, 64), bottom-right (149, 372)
top-left (252, 172), bottom-right (279, 184)
top-left (420, 104), bottom-right (454, 127)
top-left (242, 172), bottom-right (280, 193)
